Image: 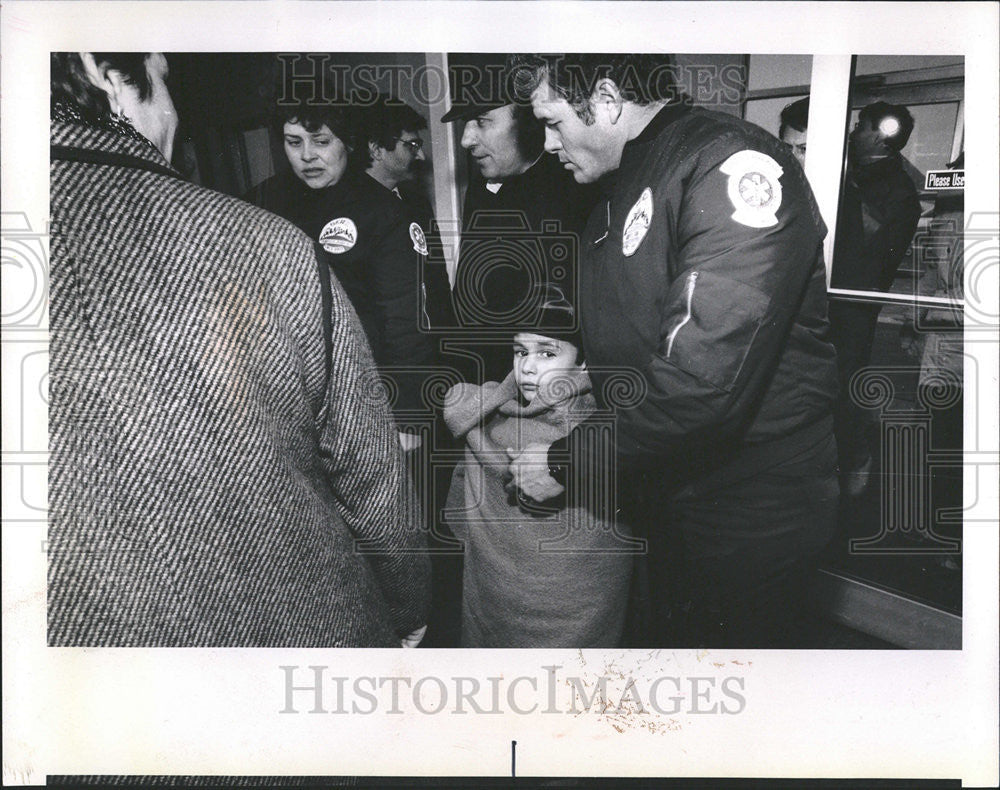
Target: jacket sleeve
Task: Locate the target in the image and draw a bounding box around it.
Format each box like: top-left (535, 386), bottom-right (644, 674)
top-left (608, 139), bottom-right (826, 463)
top-left (371, 207), bottom-right (438, 418)
top-left (316, 265), bottom-right (430, 636)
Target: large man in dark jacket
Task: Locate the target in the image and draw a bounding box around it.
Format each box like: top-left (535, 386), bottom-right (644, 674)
top-left (509, 54), bottom-right (840, 648)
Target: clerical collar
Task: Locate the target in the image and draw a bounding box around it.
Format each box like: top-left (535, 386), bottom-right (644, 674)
top-left (484, 152), bottom-right (545, 194)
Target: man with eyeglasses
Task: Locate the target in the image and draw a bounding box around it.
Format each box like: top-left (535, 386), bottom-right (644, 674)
top-left (359, 96), bottom-right (455, 332)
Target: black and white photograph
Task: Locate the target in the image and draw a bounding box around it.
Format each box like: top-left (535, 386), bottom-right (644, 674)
top-left (2, 1), bottom-right (998, 786)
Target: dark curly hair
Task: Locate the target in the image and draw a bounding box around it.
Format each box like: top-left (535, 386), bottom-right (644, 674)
top-left (858, 101), bottom-right (915, 152)
top-left (273, 100), bottom-right (356, 153)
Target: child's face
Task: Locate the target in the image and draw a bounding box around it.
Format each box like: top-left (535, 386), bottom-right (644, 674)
top-left (513, 332), bottom-right (585, 403)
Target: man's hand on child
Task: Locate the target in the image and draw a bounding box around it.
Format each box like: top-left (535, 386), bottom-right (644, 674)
top-left (506, 443), bottom-right (565, 503)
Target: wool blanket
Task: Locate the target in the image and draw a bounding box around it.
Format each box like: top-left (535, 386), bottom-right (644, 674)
top-left (444, 371), bottom-right (631, 647)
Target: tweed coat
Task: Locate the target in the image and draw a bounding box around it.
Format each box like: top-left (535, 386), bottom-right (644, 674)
top-left (48, 117), bottom-right (430, 647)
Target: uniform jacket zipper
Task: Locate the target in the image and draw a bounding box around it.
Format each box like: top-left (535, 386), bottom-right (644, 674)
top-left (666, 271), bottom-right (698, 358)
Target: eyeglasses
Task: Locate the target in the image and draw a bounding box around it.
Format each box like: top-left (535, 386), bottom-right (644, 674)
top-left (394, 137), bottom-right (424, 153)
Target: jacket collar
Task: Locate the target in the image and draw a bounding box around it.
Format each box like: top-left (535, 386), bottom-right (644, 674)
top-left (625, 96), bottom-right (694, 151)
top-left (596, 98), bottom-right (693, 195)
top-left (51, 117), bottom-right (177, 177)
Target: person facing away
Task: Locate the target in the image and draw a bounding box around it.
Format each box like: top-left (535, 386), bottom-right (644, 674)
top-left (48, 52), bottom-right (430, 647)
top-left (442, 287), bottom-right (632, 648)
top-left (507, 53), bottom-right (839, 648)
top-left (248, 96), bottom-right (437, 453)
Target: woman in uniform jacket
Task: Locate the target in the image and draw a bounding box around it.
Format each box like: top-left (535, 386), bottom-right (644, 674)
top-left (249, 101), bottom-right (438, 452)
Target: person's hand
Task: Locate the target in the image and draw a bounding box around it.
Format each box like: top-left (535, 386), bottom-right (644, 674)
top-left (506, 443), bottom-right (565, 504)
top-left (400, 624), bottom-right (427, 648)
top-left (398, 431), bottom-right (422, 452)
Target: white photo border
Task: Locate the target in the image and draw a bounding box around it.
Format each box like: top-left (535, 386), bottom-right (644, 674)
top-left (2, 1), bottom-right (997, 785)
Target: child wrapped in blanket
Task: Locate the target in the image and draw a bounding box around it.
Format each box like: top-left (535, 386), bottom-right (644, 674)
top-left (443, 286), bottom-right (632, 647)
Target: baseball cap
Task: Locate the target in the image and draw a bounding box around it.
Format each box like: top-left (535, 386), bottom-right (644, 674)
top-left (441, 53), bottom-right (518, 123)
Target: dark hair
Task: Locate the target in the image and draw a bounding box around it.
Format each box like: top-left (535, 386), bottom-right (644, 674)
top-left (779, 97), bottom-right (809, 137)
top-left (274, 101), bottom-right (356, 152)
top-left (858, 101), bottom-right (915, 152)
top-left (51, 52), bottom-right (153, 124)
top-left (357, 96), bottom-right (427, 166)
top-left (509, 53), bottom-right (681, 124)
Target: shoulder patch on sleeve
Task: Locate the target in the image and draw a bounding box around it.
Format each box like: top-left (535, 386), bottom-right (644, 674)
top-left (719, 150), bottom-right (784, 228)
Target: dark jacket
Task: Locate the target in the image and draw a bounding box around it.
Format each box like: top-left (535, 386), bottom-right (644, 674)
top-left (49, 117), bottom-right (430, 646)
top-left (554, 103), bottom-right (838, 488)
top-left (395, 180), bottom-right (456, 332)
top-left (252, 168), bottom-right (437, 419)
top-left (452, 152), bottom-right (600, 382)
top-left (831, 153), bottom-right (922, 291)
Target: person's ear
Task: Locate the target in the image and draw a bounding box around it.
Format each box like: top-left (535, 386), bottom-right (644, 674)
top-left (79, 52), bottom-right (130, 115)
top-left (592, 78), bottom-right (624, 125)
top-left (368, 140), bottom-right (382, 161)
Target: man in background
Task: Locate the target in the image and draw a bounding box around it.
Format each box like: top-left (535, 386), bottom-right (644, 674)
top-left (779, 96), bottom-right (809, 168)
top-left (359, 95), bottom-right (455, 331)
top-left (358, 95), bottom-right (462, 646)
top-left (830, 101), bottom-right (921, 494)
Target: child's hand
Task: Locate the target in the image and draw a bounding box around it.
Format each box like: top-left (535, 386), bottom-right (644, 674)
top-left (507, 443), bottom-right (565, 504)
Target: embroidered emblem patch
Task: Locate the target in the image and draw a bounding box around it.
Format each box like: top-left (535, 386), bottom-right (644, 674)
top-left (409, 222), bottom-right (428, 256)
top-left (622, 187), bottom-right (654, 257)
top-left (720, 150), bottom-right (784, 228)
top-left (319, 217), bottom-right (357, 254)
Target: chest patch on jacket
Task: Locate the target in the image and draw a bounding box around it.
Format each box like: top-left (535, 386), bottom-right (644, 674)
top-left (409, 222), bottom-right (428, 256)
top-left (622, 187), bottom-right (654, 256)
top-left (319, 217), bottom-right (358, 254)
top-left (720, 150), bottom-right (783, 228)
